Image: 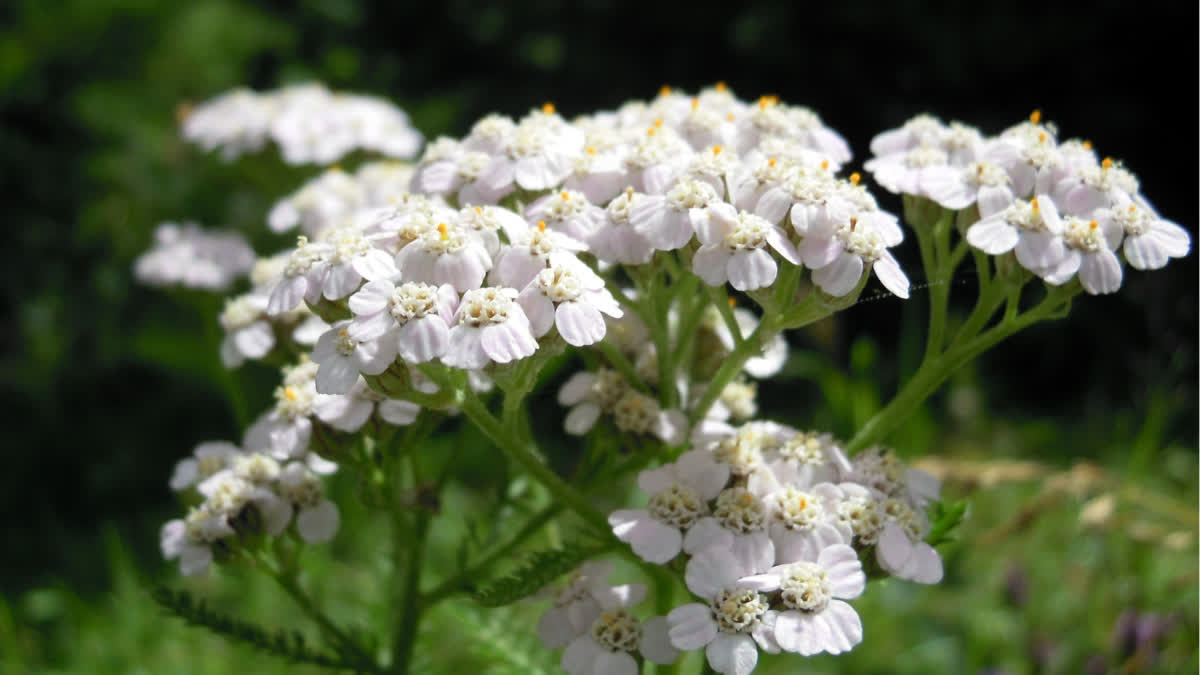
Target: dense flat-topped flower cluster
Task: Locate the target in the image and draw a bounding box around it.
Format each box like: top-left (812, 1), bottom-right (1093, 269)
top-left (143, 82), bottom-right (1190, 675)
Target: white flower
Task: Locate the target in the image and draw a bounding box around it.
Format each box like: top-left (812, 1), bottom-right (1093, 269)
top-left (667, 547), bottom-right (780, 675)
top-left (556, 368), bottom-right (631, 435)
top-left (457, 205), bottom-right (529, 258)
top-left (311, 321), bottom-right (399, 395)
top-left (276, 462), bottom-right (340, 543)
top-left (1059, 156), bottom-right (1140, 215)
top-left (610, 391), bottom-right (688, 445)
top-left (537, 561), bottom-right (627, 648)
top-left (562, 600), bottom-right (679, 674)
top-left (875, 514), bottom-right (943, 585)
top-left (623, 125), bottom-right (692, 195)
top-left (492, 223), bottom-right (589, 289)
top-left (180, 87), bottom-right (272, 160)
top-left (396, 221), bottom-right (492, 294)
top-left (219, 294), bottom-right (275, 368)
top-left (608, 450), bottom-right (729, 564)
top-left (863, 145), bottom-right (953, 198)
top-left (629, 179), bottom-right (717, 251)
top-left (692, 203), bottom-right (801, 291)
top-left (134, 222), bottom-right (255, 291)
top-left (588, 188), bottom-right (656, 266)
top-left (267, 167), bottom-right (365, 236)
top-left (759, 544), bottom-right (865, 656)
top-left (348, 280), bottom-right (457, 363)
top-left (1039, 215), bottom-right (1124, 295)
top-left (965, 195), bottom-right (1068, 273)
top-left (1097, 196), bottom-right (1191, 271)
top-left (804, 206), bottom-right (909, 299)
top-left (701, 307), bottom-right (788, 379)
top-left (518, 265), bottom-right (623, 346)
top-left (525, 189), bottom-right (605, 242)
top-left (244, 359), bottom-right (320, 460)
top-left (313, 377), bottom-right (420, 432)
top-left (495, 105), bottom-right (587, 191)
top-left (868, 114), bottom-right (947, 158)
top-left (682, 487), bottom-right (775, 573)
top-left (160, 507), bottom-right (234, 576)
top-left (922, 160), bottom-right (1017, 217)
top-left (169, 441), bottom-right (240, 491)
top-left (442, 287), bottom-right (539, 370)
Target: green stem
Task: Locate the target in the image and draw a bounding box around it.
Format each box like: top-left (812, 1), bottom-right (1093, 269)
top-left (847, 284), bottom-right (1078, 452)
top-left (705, 285), bottom-right (743, 344)
top-left (594, 339), bottom-right (646, 393)
top-left (389, 453), bottom-right (429, 674)
top-left (688, 319), bottom-right (775, 425)
top-left (420, 503), bottom-right (564, 607)
top-left (267, 564), bottom-right (375, 669)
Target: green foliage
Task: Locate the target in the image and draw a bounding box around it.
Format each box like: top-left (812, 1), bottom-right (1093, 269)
top-left (417, 602), bottom-right (561, 675)
top-left (927, 499), bottom-right (970, 548)
top-left (471, 544), bottom-right (609, 608)
top-left (150, 586), bottom-right (353, 671)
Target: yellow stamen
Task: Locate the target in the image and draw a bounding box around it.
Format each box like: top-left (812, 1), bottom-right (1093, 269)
top-left (712, 145), bottom-right (723, 155)
top-left (437, 222), bottom-right (448, 241)
top-left (328, 163), bottom-right (342, 172)
top-left (537, 220), bottom-right (546, 232)
top-left (659, 85), bottom-right (671, 96)
top-left (726, 113), bottom-right (735, 121)
top-left (767, 157), bottom-right (777, 167)
top-left (1101, 157), bottom-right (1114, 170)
top-left (1088, 220), bottom-right (1098, 230)
top-left (586, 146), bottom-right (596, 155)
top-left (820, 159), bottom-right (829, 170)
top-left (727, 297), bottom-right (737, 308)
top-left (741, 493), bottom-right (753, 504)
top-left (541, 102), bottom-right (556, 114)
top-left (1038, 131), bottom-right (1047, 143)
top-left (849, 172), bottom-right (861, 185)
top-left (284, 386), bottom-right (298, 401)
top-left (653, 118), bottom-right (663, 128)
top-left (715, 81), bottom-right (728, 92)
top-left (1128, 204), bottom-right (1136, 213)
top-left (647, 127), bottom-right (656, 136)
top-left (1029, 109), bottom-right (1042, 124)
top-left (1082, 140), bottom-right (1093, 150)
top-left (474, 205), bottom-right (482, 214)
top-left (691, 97), bottom-right (699, 110)
top-left (1031, 197), bottom-right (1039, 211)
top-left (561, 191), bottom-right (570, 200)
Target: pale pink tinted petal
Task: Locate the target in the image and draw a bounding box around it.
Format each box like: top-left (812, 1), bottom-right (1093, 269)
top-left (766, 228), bottom-right (802, 265)
top-left (160, 520), bottom-right (186, 558)
top-left (398, 317), bottom-right (449, 363)
top-left (593, 649), bottom-right (637, 675)
top-left (800, 236), bottom-right (843, 269)
top-left (705, 632), bottom-right (758, 675)
top-left (443, 325), bottom-right (488, 370)
top-left (754, 187), bottom-right (792, 224)
top-left (348, 311), bottom-right (392, 341)
top-left (556, 301), bottom-right (607, 346)
top-left (818, 544), bottom-right (865, 599)
top-left (269, 276), bottom-right (307, 315)
top-left (683, 517), bottom-right (734, 558)
top-left (872, 251), bottom-right (910, 299)
top-left (1079, 249), bottom-right (1123, 295)
top-left (561, 635), bottom-right (601, 674)
top-left (348, 279), bottom-right (392, 315)
top-left (774, 610), bottom-right (825, 655)
top-left (728, 248), bottom-right (778, 291)
top-left (316, 357), bottom-right (359, 395)
top-left (966, 217), bottom-right (1019, 254)
top-left (922, 167), bottom-right (973, 209)
top-left (907, 542), bottom-right (944, 584)
top-left (731, 531), bottom-right (774, 577)
top-left (609, 510), bottom-right (682, 564)
top-left (297, 501), bottom-right (340, 543)
top-left (1123, 233), bottom-right (1168, 270)
top-left (692, 245), bottom-right (732, 286)
top-left (323, 264), bottom-right (362, 300)
top-left (698, 202), bottom-right (738, 245)
top-left (685, 544), bottom-right (740, 597)
top-left (557, 371), bottom-right (595, 405)
top-left (379, 399), bottom-right (420, 426)
top-left (592, 583), bottom-right (647, 610)
top-left (812, 252), bottom-right (863, 297)
top-left (564, 403), bottom-right (602, 435)
top-left (537, 606), bottom-right (575, 648)
top-left (352, 248), bottom-right (398, 281)
top-left (751, 610), bottom-right (781, 654)
top-left (1015, 230), bottom-right (1066, 271)
top-left (667, 603), bottom-right (718, 651)
top-left (518, 287), bottom-right (556, 337)
top-left (480, 320), bottom-right (537, 364)
top-left (977, 185), bottom-right (1014, 218)
top-left (235, 322), bottom-right (275, 359)
top-left (640, 616), bottom-right (680, 665)
top-left (818, 599), bottom-right (863, 654)
top-left (675, 450), bottom-right (730, 500)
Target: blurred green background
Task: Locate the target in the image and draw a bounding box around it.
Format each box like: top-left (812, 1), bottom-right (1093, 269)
top-left (1, 1), bottom-right (1195, 673)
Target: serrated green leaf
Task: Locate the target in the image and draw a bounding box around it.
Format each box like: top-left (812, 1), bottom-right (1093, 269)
top-left (471, 545), bottom-right (608, 608)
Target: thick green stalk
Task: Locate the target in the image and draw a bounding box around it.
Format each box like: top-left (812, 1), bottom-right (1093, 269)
top-left (847, 284), bottom-right (1077, 452)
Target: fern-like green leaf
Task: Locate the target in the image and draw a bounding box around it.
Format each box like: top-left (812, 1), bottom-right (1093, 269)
top-left (151, 586), bottom-right (368, 672)
top-left (926, 498), bottom-right (969, 547)
top-left (420, 602), bottom-right (559, 674)
top-left (471, 544), bottom-right (607, 608)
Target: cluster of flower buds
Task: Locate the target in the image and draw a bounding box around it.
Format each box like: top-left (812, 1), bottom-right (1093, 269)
top-left (181, 83), bottom-right (423, 165)
top-left (160, 438), bottom-right (340, 577)
top-left (134, 222), bottom-right (255, 291)
top-left (591, 420), bottom-right (941, 674)
top-left (866, 112), bottom-right (1190, 294)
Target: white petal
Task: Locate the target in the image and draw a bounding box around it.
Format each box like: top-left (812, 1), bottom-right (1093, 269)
top-left (817, 544), bottom-right (865, 599)
top-left (683, 517), bottom-right (734, 558)
top-left (800, 236), bottom-right (843, 270)
top-left (316, 357), bottom-right (359, 395)
top-left (966, 217), bottom-right (1019, 255)
top-left (556, 301), bottom-right (607, 347)
top-left (593, 649), bottom-right (637, 675)
top-left (592, 583), bottom-right (647, 610)
top-left (684, 544), bottom-right (740, 597)
top-left (561, 635), bottom-right (602, 675)
top-left (234, 322), bottom-right (275, 359)
top-left (179, 544), bottom-right (213, 577)
top-left (1079, 248), bottom-right (1123, 295)
top-left (322, 264), bottom-right (362, 300)
top-left (518, 287), bottom-right (556, 337)
top-left (442, 325), bottom-right (488, 370)
top-left (564, 403), bottom-right (602, 435)
top-left (811, 252), bottom-right (863, 297)
top-left (609, 510), bottom-right (682, 564)
top-left (705, 632), bottom-right (758, 675)
top-left (351, 249), bottom-right (398, 281)
top-left (537, 606), bottom-right (577, 648)
top-left (727, 248), bottom-right (778, 291)
top-left (397, 316), bottom-right (450, 363)
top-left (667, 603), bottom-right (718, 651)
top-left (160, 520), bottom-right (186, 559)
top-left (774, 610), bottom-right (825, 655)
top-left (169, 459), bottom-right (198, 491)
top-left (297, 501), bottom-right (340, 543)
top-left (348, 279), bottom-right (393, 316)
top-left (557, 371), bottom-right (595, 406)
top-left (675, 450), bottom-right (731, 500)
top-left (480, 319), bottom-right (538, 364)
top-left (632, 616), bottom-right (676, 665)
top-left (692, 245), bottom-right (732, 286)
top-left (872, 251), bottom-right (910, 299)
top-left (1123, 232), bottom-right (1170, 270)
top-left (379, 399), bottom-right (420, 426)
top-left (817, 599), bottom-right (863, 654)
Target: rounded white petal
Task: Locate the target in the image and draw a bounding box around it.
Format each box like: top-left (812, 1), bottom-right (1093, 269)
top-left (379, 399), bottom-right (420, 426)
top-left (564, 402), bottom-right (603, 435)
top-left (705, 632), bottom-right (758, 675)
top-left (640, 616), bottom-right (680, 665)
top-left (817, 544), bottom-right (865, 599)
top-left (728, 248), bottom-right (778, 291)
top-left (811, 252), bottom-right (863, 297)
top-left (297, 500), bottom-right (340, 543)
top-left (817, 599), bottom-right (863, 654)
top-left (966, 216), bottom-right (1019, 254)
top-left (536, 606), bottom-right (577, 648)
top-left (666, 603), bottom-right (718, 650)
top-left (556, 301), bottom-right (607, 347)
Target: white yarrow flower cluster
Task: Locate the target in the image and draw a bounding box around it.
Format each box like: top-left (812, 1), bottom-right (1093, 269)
top-left (182, 83), bottom-right (422, 164)
top-left (134, 222), bottom-right (255, 291)
top-left (867, 112), bottom-right (1190, 294)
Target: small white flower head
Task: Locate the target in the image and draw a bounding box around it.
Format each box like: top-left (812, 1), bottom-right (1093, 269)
top-left (244, 358), bottom-right (320, 461)
top-left (563, 142), bottom-right (628, 205)
top-left (692, 203), bottom-right (802, 291)
top-left (457, 204), bottom-right (529, 258)
top-left (563, 610), bottom-right (679, 675)
top-left (806, 208), bottom-right (910, 299)
top-left (922, 160), bottom-right (1016, 217)
top-left (876, 520), bottom-right (944, 585)
top-left (268, 167), bottom-right (366, 236)
top-left (714, 379), bottom-right (758, 421)
top-left (629, 179), bottom-right (717, 251)
top-left (624, 123), bottom-right (692, 195)
top-left (588, 187), bottom-right (657, 265)
top-left (610, 390), bottom-right (687, 445)
top-left (442, 286), bottom-right (538, 370)
top-left (760, 483), bottom-right (851, 565)
top-left (160, 506), bottom-right (235, 576)
top-left (501, 104), bottom-right (587, 191)
top-left (180, 87), bottom-right (273, 160)
top-left (863, 145), bottom-right (951, 198)
top-left (525, 189), bottom-right (605, 242)
top-left (697, 306), bottom-right (788, 379)
top-left (492, 221), bottom-right (589, 289)
top-left (218, 294), bottom-right (274, 368)
top-left (668, 546), bottom-right (780, 675)
top-left (348, 280), bottom-right (458, 363)
top-left (276, 462), bottom-right (340, 543)
top-left (134, 222), bottom-right (255, 291)
top-left (682, 488), bottom-right (775, 573)
top-left (1039, 216), bottom-right (1124, 294)
top-left (311, 321), bottom-right (399, 395)
top-left (764, 544), bottom-right (865, 656)
top-left (537, 561), bottom-right (625, 648)
top-left (817, 482), bottom-right (885, 546)
top-left (868, 114), bottom-right (947, 158)
top-left (1060, 155), bottom-right (1140, 214)
top-left (684, 144), bottom-right (739, 197)
top-left (557, 368), bottom-right (631, 435)
top-left (609, 450), bottom-right (730, 564)
top-left (396, 221), bottom-right (493, 294)
top-left (268, 235), bottom-right (330, 315)
top-left (1097, 196), bottom-right (1190, 271)
top-left (518, 265), bottom-right (623, 346)
top-left (966, 194), bottom-right (1070, 274)
top-left (312, 377), bottom-right (420, 432)
top-left (170, 441), bottom-right (241, 491)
